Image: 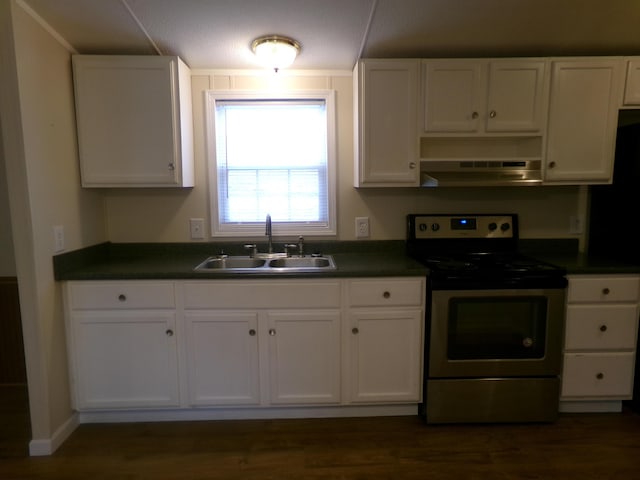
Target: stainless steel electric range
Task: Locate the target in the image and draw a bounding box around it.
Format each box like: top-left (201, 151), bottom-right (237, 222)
top-left (407, 214), bottom-right (568, 424)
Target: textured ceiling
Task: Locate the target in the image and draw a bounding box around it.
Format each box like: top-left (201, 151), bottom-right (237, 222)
top-left (21, 0), bottom-right (640, 70)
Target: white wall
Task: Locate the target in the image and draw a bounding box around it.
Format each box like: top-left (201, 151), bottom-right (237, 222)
top-left (0, 0), bottom-right (107, 454)
top-left (104, 71), bottom-right (587, 245)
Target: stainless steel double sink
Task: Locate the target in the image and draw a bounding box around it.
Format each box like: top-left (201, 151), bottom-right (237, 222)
top-left (194, 255), bottom-right (336, 273)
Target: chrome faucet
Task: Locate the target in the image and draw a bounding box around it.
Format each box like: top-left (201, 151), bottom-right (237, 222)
top-left (265, 214), bottom-right (273, 254)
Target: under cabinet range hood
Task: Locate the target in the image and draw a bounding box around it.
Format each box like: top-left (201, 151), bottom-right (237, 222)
top-left (420, 160), bottom-right (543, 187)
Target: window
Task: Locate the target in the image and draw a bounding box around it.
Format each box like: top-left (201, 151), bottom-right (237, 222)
top-left (206, 91), bottom-right (336, 237)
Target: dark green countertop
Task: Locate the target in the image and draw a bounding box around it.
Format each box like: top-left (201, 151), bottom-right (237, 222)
top-left (519, 239), bottom-right (640, 275)
top-left (53, 241), bottom-right (429, 281)
top-left (53, 239), bottom-right (640, 281)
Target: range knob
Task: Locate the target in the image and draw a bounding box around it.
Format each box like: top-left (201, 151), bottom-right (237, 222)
top-left (500, 222), bottom-right (511, 232)
top-left (419, 223), bottom-right (428, 232)
top-left (488, 222), bottom-right (498, 231)
top-left (432, 223), bottom-right (440, 232)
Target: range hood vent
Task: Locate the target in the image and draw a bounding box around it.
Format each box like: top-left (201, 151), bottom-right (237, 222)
top-left (421, 160), bottom-right (542, 187)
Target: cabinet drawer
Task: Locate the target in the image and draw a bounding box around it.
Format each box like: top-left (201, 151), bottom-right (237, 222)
top-left (565, 304), bottom-right (639, 350)
top-left (348, 278), bottom-right (424, 307)
top-left (561, 353), bottom-right (635, 398)
top-left (68, 281), bottom-right (175, 309)
top-left (183, 280), bottom-right (341, 309)
top-left (568, 276), bottom-right (640, 303)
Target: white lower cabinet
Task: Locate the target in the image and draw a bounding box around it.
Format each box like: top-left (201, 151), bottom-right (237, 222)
top-left (184, 311), bottom-right (260, 406)
top-left (560, 275), bottom-right (640, 412)
top-left (65, 281), bottom-right (180, 410)
top-left (267, 311), bottom-right (341, 404)
top-left (64, 277), bottom-right (425, 416)
top-left (182, 280), bottom-right (343, 407)
top-left (346, 278), bottom-right (425, 403)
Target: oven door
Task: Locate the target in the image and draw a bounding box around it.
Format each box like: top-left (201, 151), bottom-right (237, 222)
top-left (428, 288), bottom-right (565, 378)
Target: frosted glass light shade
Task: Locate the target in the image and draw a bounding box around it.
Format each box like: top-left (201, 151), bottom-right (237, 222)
top-left (251, 35), bottom-right (300, 71)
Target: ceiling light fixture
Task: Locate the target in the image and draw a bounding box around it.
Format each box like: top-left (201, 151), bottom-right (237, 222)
top-left (251, 35), bottom-right (301, 72)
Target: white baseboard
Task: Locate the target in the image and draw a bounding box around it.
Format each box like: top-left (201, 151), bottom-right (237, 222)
top-left (29, 412), bottom-right (79, 456)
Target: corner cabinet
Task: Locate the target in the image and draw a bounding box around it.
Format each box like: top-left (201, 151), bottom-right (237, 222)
top-left (72, 55), bottom-right (194, 188)
top-left (544, 59), bottom-right (622, 184)
top-left (560, 275), bottom-right (640, 412)
top-left (353, 59), bottom-right (420, 187)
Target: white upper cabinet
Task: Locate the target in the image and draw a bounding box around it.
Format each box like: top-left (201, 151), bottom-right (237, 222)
top-left (623, 57), bottom-right (640, 105)
top-left (354, 59), bottom-right (420, 187)
top-left (544, 59), bottom-right (622, 183)
top-left (423, 59), bottom-right (548, 134)
top-left (72, 55), bottom-right (194, 188)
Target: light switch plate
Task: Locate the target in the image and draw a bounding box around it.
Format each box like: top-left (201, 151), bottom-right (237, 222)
top-left (190, 218), bottom-right (205, 239)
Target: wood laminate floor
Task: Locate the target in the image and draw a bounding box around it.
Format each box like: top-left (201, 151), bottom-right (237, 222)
top-left (1, 385), bottom-right (639, 480)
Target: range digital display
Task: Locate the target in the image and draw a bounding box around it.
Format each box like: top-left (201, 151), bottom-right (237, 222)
top-left (451, 217), bottom-right (477, 230)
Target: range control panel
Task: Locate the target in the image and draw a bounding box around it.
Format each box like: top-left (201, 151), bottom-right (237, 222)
top-left (410, 214), bottom-right (515, 239)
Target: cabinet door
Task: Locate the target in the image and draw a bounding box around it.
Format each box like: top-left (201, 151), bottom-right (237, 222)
top-left (423, 60), bottom-right (484, 133)
top-left (347, 309), bottom-right (423, 403)
top-left (545, 60), bottom-right (622, 183)
top-left (73, 55), bottom-right (193, 187)
top-left (184, 311), bottom-right (260, 406)
top-left (355, 60), bottom-right (419, 186)
top-left (623, 59), bottom-right (640, 105)
top-left (71, 311), bottom-right (179, 409)
top-left (267, 311), bottom-right (341, 404)
top-left (486, 60), bottom-right (547, 132)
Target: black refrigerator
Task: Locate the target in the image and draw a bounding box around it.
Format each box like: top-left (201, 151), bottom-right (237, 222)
top-left (588, 109), bottom-right (640, 413)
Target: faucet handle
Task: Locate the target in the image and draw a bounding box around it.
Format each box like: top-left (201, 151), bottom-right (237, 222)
top-left (284, 244), bottom-right (298, 257)
top-left (243, 244), bottom-right (258, 258)
top-left (297, 236), bottom-right (304, 257)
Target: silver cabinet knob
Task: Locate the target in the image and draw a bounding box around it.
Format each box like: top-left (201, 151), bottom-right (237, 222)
top-left (596, 372), bottom-right (604, 380)
top-left (166, 329), bottom-right (174, 337)
top-left (599, 325), bottom-right (608, 332)
top-left (269, 329), bottom-right (276, 336)
top-left (602, 287), bottom-right (610, 295)
top-left (118, 294), bottom-right (126, 302)
top-left (352, 327), bottom-right (359, 335)
top-left (409, 162), bottom-right (416, 169)
top-left (471, 111), bottom-right (479, 119)
top-left (548, 161), bottom-right (556, 169)
top-left (249, 329), bottom-right (256, 336)
top-left (489, 110), bottom-right (497, 118)
top-left (383, 291), bottom-right (391, 299)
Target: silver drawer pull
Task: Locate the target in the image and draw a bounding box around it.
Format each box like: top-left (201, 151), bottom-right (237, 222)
top-left (383, 291), bottom-right (391, 299)
top-left (118, 294), bottom-right (127, 302)
top-left (596, 372), bottom-right (604, 380)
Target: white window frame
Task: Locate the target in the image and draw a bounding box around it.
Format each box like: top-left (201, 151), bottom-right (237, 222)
top-left (205, 90), bottom-right (337, 237)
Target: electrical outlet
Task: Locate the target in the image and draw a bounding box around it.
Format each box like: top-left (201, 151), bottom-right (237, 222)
top-left (569, 215), bottom-right (584, 234)
top-left (190, 218), bottom-right (205, 240)
top-left (53, 225), bottom-right (65, 252)
top-left (355, 217), bottom-right (370, 238)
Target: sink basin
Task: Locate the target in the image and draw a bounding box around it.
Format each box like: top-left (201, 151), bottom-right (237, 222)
top-left (195, 256), bottom-right (266, 270)
top-left (268, 257), bottom-right (335, 269)
top-left (194, 255), bottom-right (336, 272)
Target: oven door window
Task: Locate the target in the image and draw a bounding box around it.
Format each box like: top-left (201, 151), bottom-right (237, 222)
top-left (448, 296), bottom-right (547, 360)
